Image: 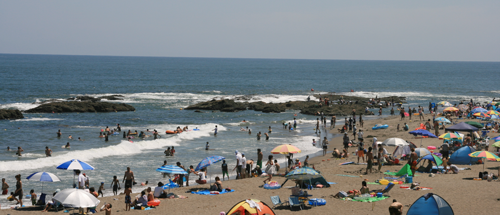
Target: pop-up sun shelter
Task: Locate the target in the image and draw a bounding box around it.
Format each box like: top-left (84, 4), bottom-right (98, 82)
top-left (384, 164), bottom-right (412, 176)
top-left (449, 146), bottom-right (480, 165)
top-left (445, 122), bottom-right (478, 132)
top-left (407, 193), bottom-right (454, 215)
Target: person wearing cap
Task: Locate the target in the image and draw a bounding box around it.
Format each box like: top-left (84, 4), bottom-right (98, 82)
top-left (240, 153), bottom-right (247, 179)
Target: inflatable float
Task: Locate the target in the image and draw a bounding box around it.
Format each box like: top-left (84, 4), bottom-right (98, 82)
top-left (165, 130), bottom-right (182, 134)
top-left (147, 199), bottom-right (160, 206)
top-left (193, 129), bottom-right (200, 131)
top-left (128, 132), bottom-right (138, 135)
top-left (263, 181), bottom-right (281, 190)
top-left (427, 146), bottom-right (436, 150)
top-left (372, 124), bottom-right (389, 130)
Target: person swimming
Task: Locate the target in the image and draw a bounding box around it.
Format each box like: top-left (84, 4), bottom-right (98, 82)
top-left (68, 135), bottom-right (73, 139)
top-left (15, 147), bottom-right (23, 156)
top-left (205, 142), bottom-right (209, 150)
top-left (65, 142), bottom-right (71, 149)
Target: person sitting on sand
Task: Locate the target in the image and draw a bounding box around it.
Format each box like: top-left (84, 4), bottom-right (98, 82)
top-left (209, 176), bottom-right (223, 192)
top-left (445, 161), bottom-right (459, 174)
top-left (132, 191), bottom-right (148, 207)
top-left (360, 181), bottom-right (369, 194)
top-left (154, 182), bottom-right (167, 198)
top-left (389, 199), bottom-right (403, 215)
top-left (332, 148), bottom-right (341, 158)
top-left (195, 168), bottom-right (207, 184)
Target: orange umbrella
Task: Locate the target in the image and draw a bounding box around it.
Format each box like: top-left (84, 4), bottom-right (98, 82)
top-left (271, 144), bottom-right (301, 154)
top-left (473, 112), bottom-right (490, 118)
top-left (443, 107), bottom-right (459, 112)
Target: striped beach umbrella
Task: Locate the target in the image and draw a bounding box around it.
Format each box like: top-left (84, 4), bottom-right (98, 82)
top-left (473, 112), bottom-right (490, 118)
top-left (469, 151), bottom-right (500, 170)
top-left (26, 172), bottom-right (61, 193)
top-left (57, 159), bottom-right (95, 170)
top-left (486, 110), bottom-right (500, 115)
top-left (271, 144), bottom-right (301, 154)
top-left (471, 107), bottom-right (487, 113)
top-left (434, 117), bottom-right (451, 124)
top-left (156, 165), bottom-right (188, 174)
top-left (414, 148), bottom-right (431, 158)
top-left (438, 133), bottom-right (461, 140)
top-left (285, 167), bottom-right (322, 180)
top-left (443, 107), bottom-right (459, 112)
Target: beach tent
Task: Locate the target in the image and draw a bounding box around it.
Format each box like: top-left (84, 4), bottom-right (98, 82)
top-left (445, 122), bottom-right (478, 132)
top-left (407, 193), bottom-right (454, 215)
top-left (227, 199), bottom-right (275, 215)
top-left (308, 175), bottom-right (331, 188)
top-left (449, 146), bottom-right (480, 165)
top-left (385, 164), bottom-right (412, 176)
top-left (393, 145), bottom-right (411, 158)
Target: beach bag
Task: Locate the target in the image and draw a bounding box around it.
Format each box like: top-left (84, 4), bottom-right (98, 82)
top-left (338, 191), bottom-right (348, 198)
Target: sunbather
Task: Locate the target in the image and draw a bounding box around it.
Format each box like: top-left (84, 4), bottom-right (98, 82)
top-left (360, 181), bottom-right (369, 194)
top-left (209, 176), bottom-right (223, 192)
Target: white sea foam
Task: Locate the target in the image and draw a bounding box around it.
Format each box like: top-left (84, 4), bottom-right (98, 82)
top-left (12, 117), bottom-right (63, 122)
top-left (0, 123), bottom-right (225, 172)
top-left (202, 90), bottom-right (222, 94)
top-left (338, 91), bottom-right (494, 104)
top-left (0, 102), bottom-right (39, 111)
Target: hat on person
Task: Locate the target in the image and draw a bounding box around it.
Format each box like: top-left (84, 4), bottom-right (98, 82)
top-left (242, 153), bottom-right (245, 156)
top-left (101, 182), bottom-right (104, 184)
top-left (235, 150), bottom-right (239, 154)
top-left (83, 173), bottom-right (86, 176)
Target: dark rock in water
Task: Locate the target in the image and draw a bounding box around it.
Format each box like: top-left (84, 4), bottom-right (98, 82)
top-left (185, 99), bottom-right (246, 112)
top-left (0, 109), bottom-right (24, 120)
top-left (194, 110), bottom-right (202, 113)
top-left (98, 95), bottom-right (124, 100)
top-left (25, 101), bottom-right (135, 113)
top-left (186, 94), bottom-right (405, 116)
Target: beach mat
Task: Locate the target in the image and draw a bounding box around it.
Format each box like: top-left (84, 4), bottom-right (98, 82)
top-left (335, 174), bottom-right (361, 178)
top-left (347, 196), bottom-right (389, 203)
top-left (191, 189), bottom-right (234, 195)
top-left (339, 162), bottom-right (355, 165)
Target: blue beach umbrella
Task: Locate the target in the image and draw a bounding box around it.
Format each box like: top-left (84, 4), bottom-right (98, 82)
top-left (156, 165), bottom-right (188, 174)
top-left (471, 107), bottom-right (487, 114)
top-left (26, 172), bottom-right (61, 193)
top-left (57, 159), bottom-right (95, 170)
top-left (414, 148), bottom-right (431, 158)
top-left (195, 156), bottom-right (225, 171)
top-left (409, 129), bottom-right (437, 147)
top-left (434, 117), bottom-right (451, 124)
top-left (492, 136), bottom-right (500, 141)
top-left (57, 159), bottom-right (95, 188)
top-left (285, 167), bottom-right (322, 190)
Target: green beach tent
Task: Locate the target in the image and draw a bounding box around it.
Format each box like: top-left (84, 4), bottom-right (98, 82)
top-left (384, 164), bottom-right (413, 176)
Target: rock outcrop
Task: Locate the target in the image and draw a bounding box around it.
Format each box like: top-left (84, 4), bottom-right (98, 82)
top-left (25, 101), bottom-right (135, 113)
top-left (0, 109), bottom-right (24, 120)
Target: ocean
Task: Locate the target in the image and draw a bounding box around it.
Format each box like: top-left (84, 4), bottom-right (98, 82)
top-left (0, 54), bottom-right (499, 208)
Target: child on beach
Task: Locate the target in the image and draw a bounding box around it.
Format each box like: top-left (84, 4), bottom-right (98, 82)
top-left (100, 203), bottom-right (112, 215)
top-left (221, 160), bottom-right (229, 181)
top-left (263, 155), bottom-right (275, 184)
top-left (111, 176), bottom-right (120, 196)
top-left (124, 186), bottom-right (132, 211)
top-left (98, 182), bottom-right (105, 197)
top-left (30, 189), bottom-right (37, 205)
top-left (2, 178), bottom-right (8, 195)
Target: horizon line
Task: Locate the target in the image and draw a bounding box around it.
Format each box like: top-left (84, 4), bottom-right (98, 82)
top-left (1, 52), bottom-right (499, 63)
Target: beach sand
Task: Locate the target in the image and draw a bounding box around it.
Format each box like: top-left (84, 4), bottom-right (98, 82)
top-left (7, 115), bottom-right (500, 215)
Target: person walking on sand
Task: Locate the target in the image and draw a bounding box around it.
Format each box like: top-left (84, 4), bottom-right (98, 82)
top-left (378, 148), bottom-right (384, 172)
top-left (365, 147), bottom-right (373, 174)
top-left (419, 107), bottom-right (424, 120)
top-left (316, 118), bottom-right (320, 133)
top-left (123, 167), bottom-right (135, 189)
top-left (124, 186), bottom-right (132, 211)
top-left (389, 199), bottom-right (403, 215)
top-left (322, 137), bottom-right (329, 156)
top-left (263, 155), bottom-right (275, 184)
top-left (408, 107), bottom-right (412, 120)
top-left (12, 174), bottom-right (23, 206)
top-left (233, 150), bottom-right (243, 179)
top-left (343, 133), bottom-right (349, 154)
top-left (257, 149), bottom-right (263, 169)
top-left (357, 139), bottom-right (365, 164)
top-left (408, 148), bottom-right (418, 176)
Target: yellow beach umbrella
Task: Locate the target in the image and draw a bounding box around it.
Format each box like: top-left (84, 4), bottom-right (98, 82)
top-left (443, 107), bottom-right (459, 112)
top-left (271, 144), bottom-right (301, 154)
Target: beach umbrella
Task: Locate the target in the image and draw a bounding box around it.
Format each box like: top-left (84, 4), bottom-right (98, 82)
top-left (472, 113), bottom-right (490, 118)
top-left (57, 159), bottom-right (95, 188)
top-left (409, 129), bottom-right (437, 147)
top-left (271, 144), bottom-right (301, 154)
top-left (439, 133), bottom-right (461, 140)
top-left (437, 101), bottom-right (449, 106)
top-left (471, 107), bottom-right (487, 114)
top-left (421, 154), bottom-right (443, 166)
top-left (492, 136), bottom-right (500, 141)
top-left (465, 121), bottom-right (483, 128)
top-left (53, 188), bottom-right (100, 208)
top-left (156, 165), bottom-right (188, 174)
top-left (492, 141), bottom-right (500, 148)
top-left (486, 110), bottom-right (500, 115)
top-left (490, 115), bottom-right (500, 120)
top-left (285, 167), bottom-right (322, 190)
top-left (195, 156), bottom-right (225, 184)
top-left (414, 148), bottom-right (431, 158)
top-left (26, 172), bottom-right (61, 193)
top-left (381, 138), bottom-right (409, 147)
top-left (443, 107), bottom-right (459, 112)
top-left (468, 151), bottom-right (500, 170)
top-left (434, 117), bottom-right (451, 124)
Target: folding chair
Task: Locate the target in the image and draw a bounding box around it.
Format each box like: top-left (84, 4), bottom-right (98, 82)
top-left (270, 195), bottom-right (287, 208)
top-left (289, 196), bottom-right (303, 210)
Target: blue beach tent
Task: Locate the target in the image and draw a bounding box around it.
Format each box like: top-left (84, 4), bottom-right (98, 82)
top-left (449, 146), bottom-right (479, 165)
top-left (407, 193), bottom-right (454, 215)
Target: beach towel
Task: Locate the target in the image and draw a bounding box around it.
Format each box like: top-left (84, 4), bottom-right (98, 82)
top-left (344, 196), bottom-right (389, 202)
top-left (191, 189), bottom-right (234, 195)
top-left (339, 162), bottom-right (355, 165)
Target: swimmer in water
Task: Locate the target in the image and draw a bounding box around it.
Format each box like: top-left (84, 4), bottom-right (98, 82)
top-left (16, 147), bottom-right (23, 156)
top-left (265, 132), bottom-right (269, 140)
top-left (68, 135), bottom-right (73, 139)
top-left (268, 126), bottom-right (272, 133)
top-left (7, 146), bottom-right (11, 151)
top-left (57, 130), bottom-right (62, 138)
top-left (65, 142), bottom-right (70, 149)
top-left (205, 142), bottom-right (209, 150)
top-left (248, 129), bottom-right (251, 135)
top-left (45, 146), bottom-right (52, 157)
top-left (214, 125), bottom-right (218, 136)
top-left (164, 147), bottom-right (171, 156)
top-left (78, 137), bottom-right (84, 141)
top-left (99, 132), bottom-right (105, 138)
top-left (171, 147), bottom-right (175, 156)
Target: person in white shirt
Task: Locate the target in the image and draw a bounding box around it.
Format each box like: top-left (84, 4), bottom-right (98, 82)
top-left (153, 182), bottom-right (166, 198)
top-left (76, 170), bottom-right (86, 189)
top-left (233, 150), bottom-right (243, 179)
top-left (240, 154), bottom-right (247, 179)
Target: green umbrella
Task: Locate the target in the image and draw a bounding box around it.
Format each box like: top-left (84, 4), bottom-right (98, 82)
top-left (465, 121), bottom-right (483, 128)
top-left (492, 141), bottom-right (500, 148)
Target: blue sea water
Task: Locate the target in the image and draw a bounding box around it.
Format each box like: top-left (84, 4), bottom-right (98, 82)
top-left (0, 54), bottom-right (499, 208)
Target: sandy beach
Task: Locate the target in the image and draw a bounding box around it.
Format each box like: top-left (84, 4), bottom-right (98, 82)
top-left (5, 114), bottom-right (500, 215)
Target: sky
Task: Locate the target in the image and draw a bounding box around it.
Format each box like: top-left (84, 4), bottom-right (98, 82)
top-left (1, 1), bottom-right (499, 61)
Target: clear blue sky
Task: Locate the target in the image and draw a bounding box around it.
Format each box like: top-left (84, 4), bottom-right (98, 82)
top-left (1, 1), bottom-right (499, 61)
